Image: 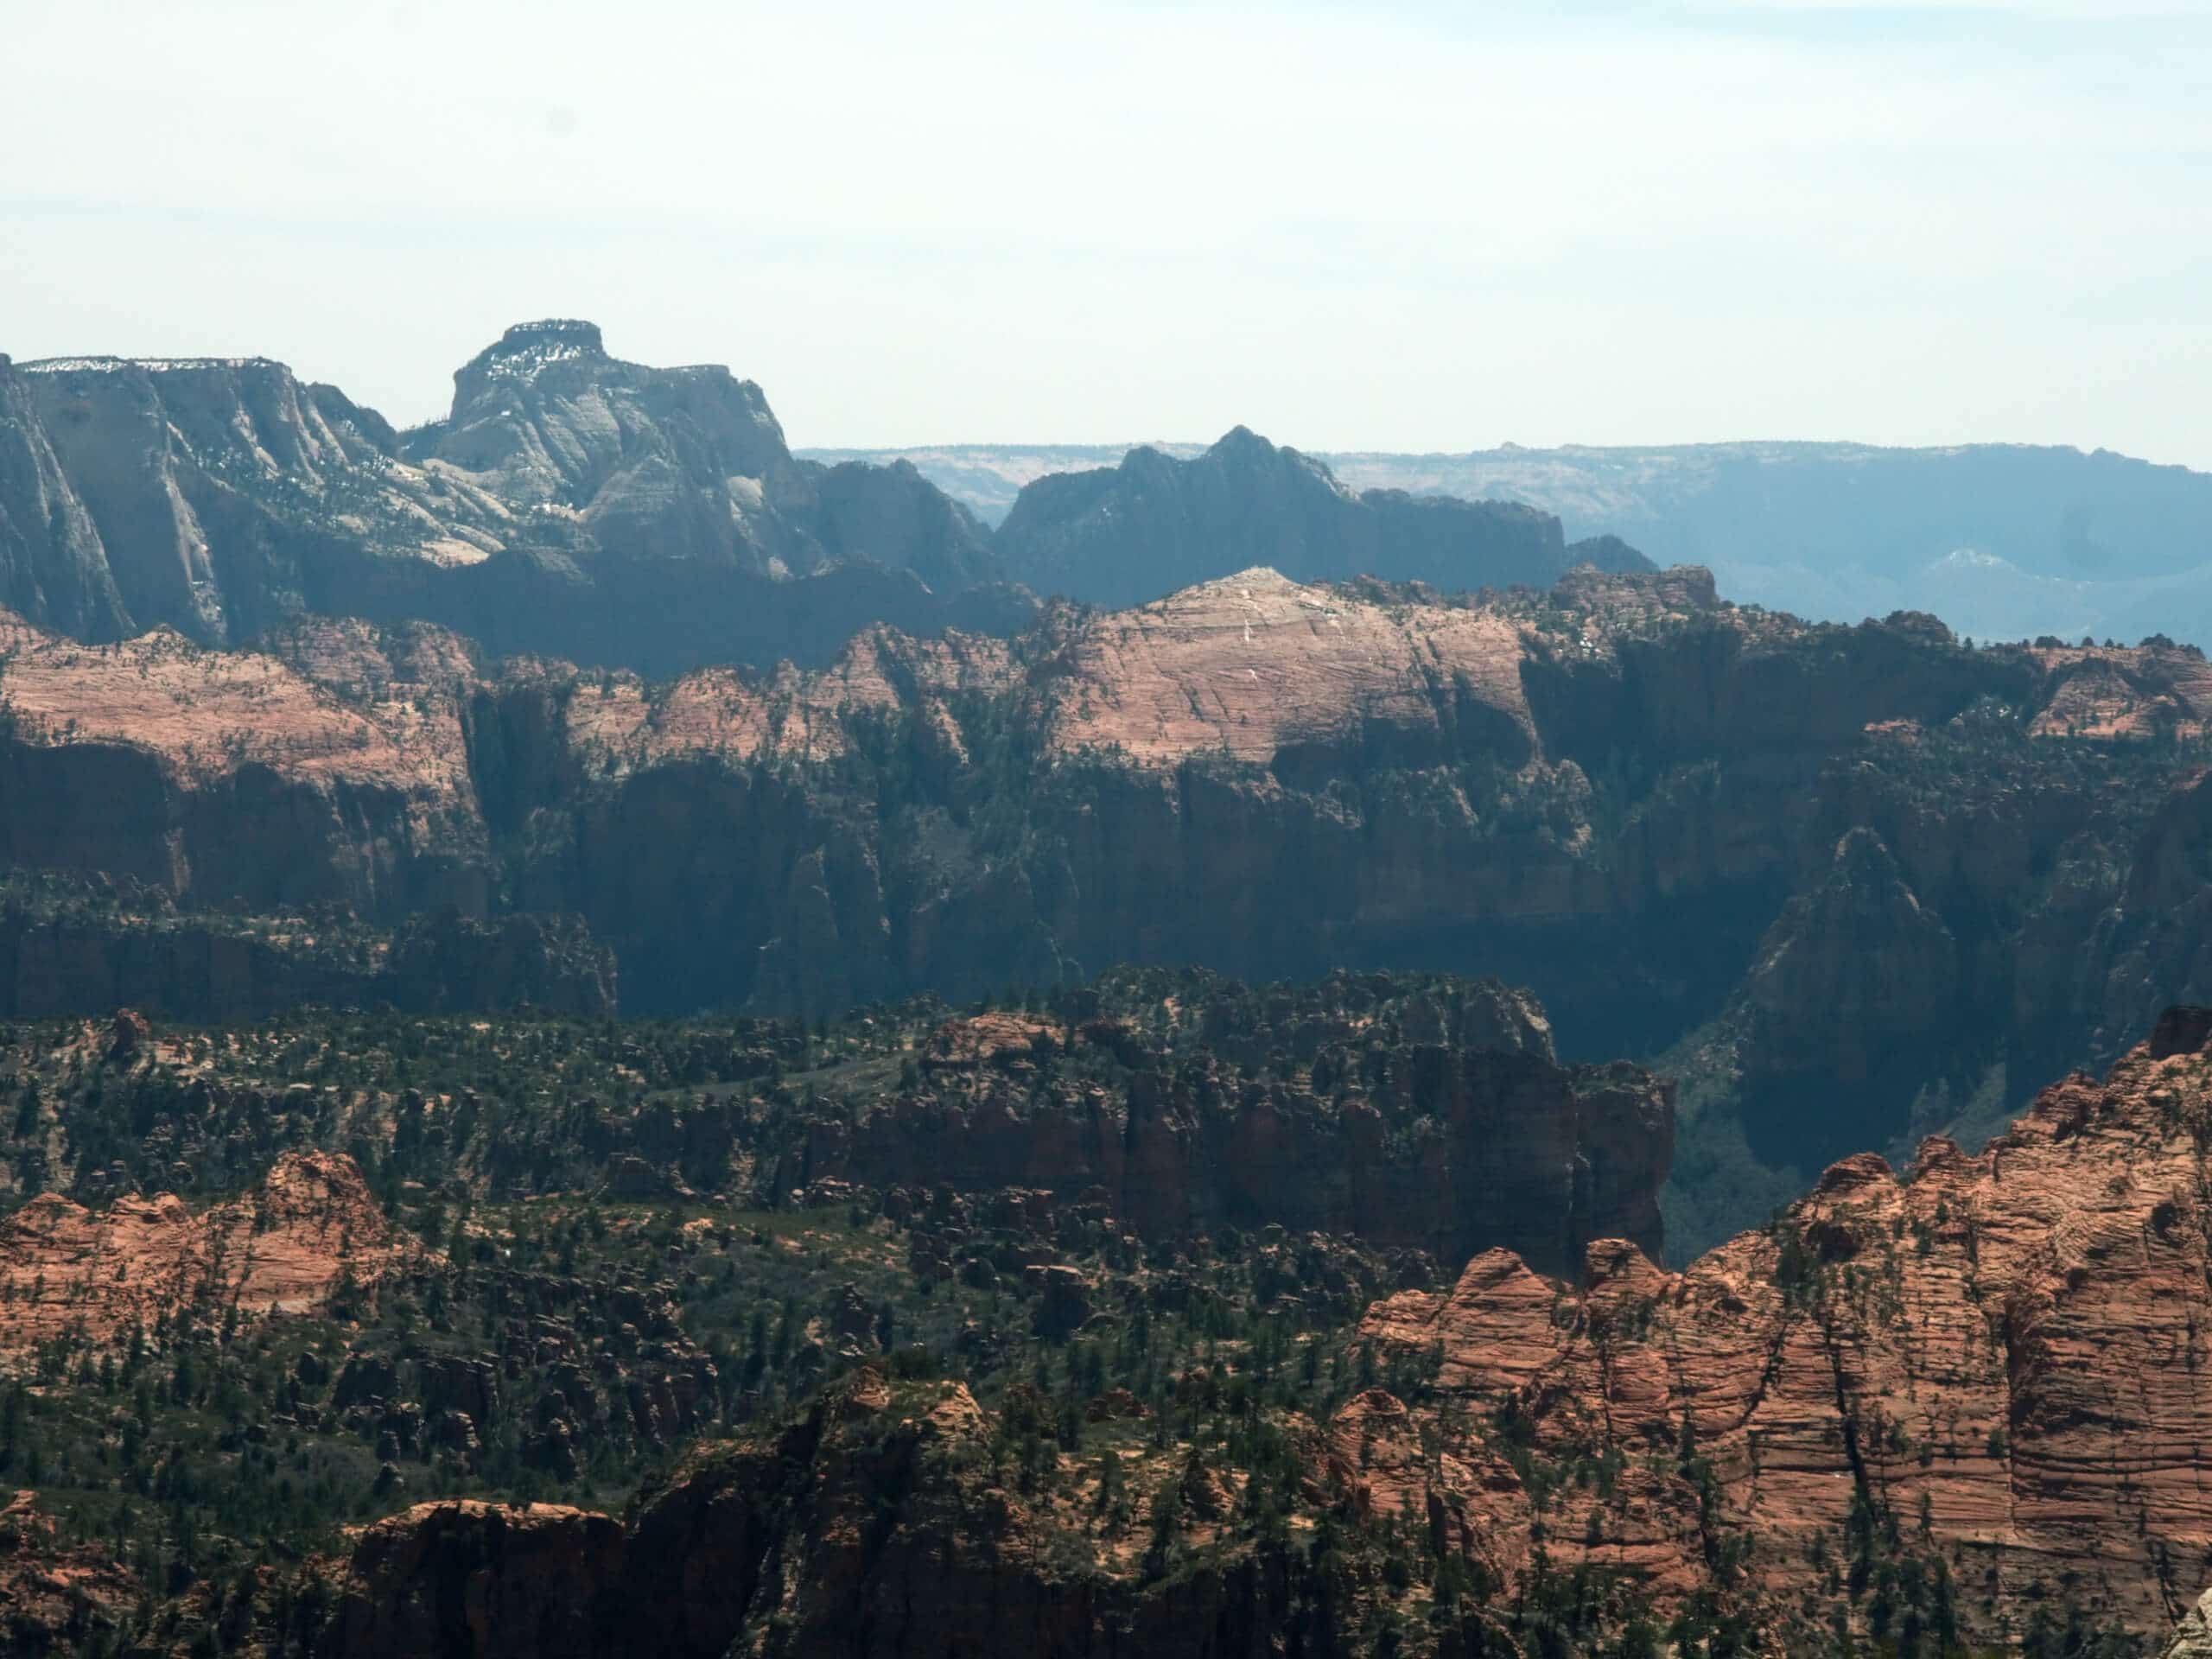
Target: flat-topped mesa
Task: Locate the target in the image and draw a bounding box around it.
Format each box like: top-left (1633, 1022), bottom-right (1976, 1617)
top-left (462, 317), bottom-right (607, 369)
top-left (435, 318), bottom-right (790, 505)
top-left (26, 350), bottom-right (387, 481)
top-left (1346, 1008), bottom-right (2212, 1645)
top-left (445, 320), bottom-right (612, 418)
top-left (17, 353), bottom-right (292, 376)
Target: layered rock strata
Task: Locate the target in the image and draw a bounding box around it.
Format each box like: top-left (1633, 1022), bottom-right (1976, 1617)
top-left (0, 1148), bottom-right (419, 1350)
top-left (7, 565), bottom-right (2212, 1234)
top-left (1351, 1013), bottom-right (2212, 1643)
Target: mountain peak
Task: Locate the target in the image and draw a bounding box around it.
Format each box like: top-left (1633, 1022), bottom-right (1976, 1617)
top-left (488, 318), bottom-right (605, 355)
top-left (1210, 423), bottom-right (1277, 456)
top-left (458, 319), bottom-right (608, 385)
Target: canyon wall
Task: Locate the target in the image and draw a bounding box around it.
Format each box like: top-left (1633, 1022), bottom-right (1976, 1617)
top-left (9, 565), bottom-right (2212, 1244)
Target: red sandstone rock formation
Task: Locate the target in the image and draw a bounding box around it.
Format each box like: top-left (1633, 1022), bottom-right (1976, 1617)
top-left (1348, 1016), bottom-right (2212, 1645)
top-left (0, 1149), bottom-right (422, 1351)
top-left (0, 1491), bottom-right (137, 1652)
top-left (10, 566), bottom-right (2212, 1158)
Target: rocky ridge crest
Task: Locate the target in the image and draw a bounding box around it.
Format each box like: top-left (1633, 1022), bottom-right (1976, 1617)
top-left (995, 424), bottom-right (1643, 610)
top-left (1, 323), bottom-right (1012, 675)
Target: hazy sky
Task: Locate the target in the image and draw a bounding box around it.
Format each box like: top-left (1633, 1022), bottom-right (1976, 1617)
top-left (4, 0), bottom-right (2209, 463)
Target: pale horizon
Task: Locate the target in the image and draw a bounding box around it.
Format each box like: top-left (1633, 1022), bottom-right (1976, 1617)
top-left (5, 0), bottom-right (2209, 467)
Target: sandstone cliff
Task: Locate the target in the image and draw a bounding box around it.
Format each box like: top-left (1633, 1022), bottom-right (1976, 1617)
top-left (10, 568), bottom-right (2212, 1248)
top-left (300, 1014), bottom-right (2212, 1656)
top-left (0, 1147), bottom-right (418, 1351)
top-left (1350, 1009), bottom-right (2212, 1646)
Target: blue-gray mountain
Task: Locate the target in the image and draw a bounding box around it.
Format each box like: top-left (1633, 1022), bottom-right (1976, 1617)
top-left (1, 323), bottom-right (1618, 670)
top-left (805, 438), bottom-right (2212, 648)
top-left (988, 426), bottom-right (1649, 610)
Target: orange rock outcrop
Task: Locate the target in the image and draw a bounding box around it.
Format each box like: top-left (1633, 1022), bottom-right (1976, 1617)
top-left (0, 1491), bottom-right (137, 1650)
top-left (0, 1150), bottom-right (421, 1352)
top-left (1044, 568), bottom-right (1537, 766)
top-left (1345, 1015), bottom-right (2212, 1643)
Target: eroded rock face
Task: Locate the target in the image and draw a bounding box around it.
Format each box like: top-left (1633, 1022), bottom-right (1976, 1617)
top-left (1351, 1019), bottom-right (2212, 1644)
top-left (315, 1377), bottom-right (1353, 1659)
top-left (10, 565), bottom-right (2212, 1211)
top-left (17, 352), bottom-right (408, 646)
top-left (803, 977), bottom-right (1672, 1277)
top-left (435, 321), bottom-right (786, 511)
top-left (325, 1500), bottom-right (626, 1659)
top-left (0, 1149), bottom-right (420, 1350)
top-left (425, 321), bottom-right (1006, 601)
top-left (1742, 825), bottom-right (1960, 1080)
top-left (1, 325), bottom-right (1013, 674)
top-left (0, 356), bottom-right (126, 641)
top-left (2164, 1587), bottom-right (2212, 1659)
top-left (0, 1491), bottom-right (137, 1654)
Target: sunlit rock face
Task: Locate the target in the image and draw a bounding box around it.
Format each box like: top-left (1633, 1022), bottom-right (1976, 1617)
top-left (1355, 1020), bottom-right (2212, 1646)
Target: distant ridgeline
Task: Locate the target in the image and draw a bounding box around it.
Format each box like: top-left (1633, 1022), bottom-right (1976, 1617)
top-left (0, 322), bottom-right (1628, 677)
top-left (808, 436), bottom-right (2212, 650)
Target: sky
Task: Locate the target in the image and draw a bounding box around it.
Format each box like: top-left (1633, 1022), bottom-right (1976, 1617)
top-left (3, 0), bottom-right (2209, 464)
